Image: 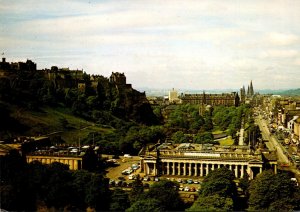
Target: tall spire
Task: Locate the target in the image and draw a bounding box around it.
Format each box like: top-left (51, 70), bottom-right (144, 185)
top-left (247, 85), bottom-right (250, 96)
top-left (250, 80), bottom-right (254, 96)
top-left (202, 91), bottom-right (206, 105)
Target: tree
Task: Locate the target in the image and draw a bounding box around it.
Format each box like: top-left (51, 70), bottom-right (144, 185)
top-left (85, 174), bottom-right (110, 211)
top-left (187, 194), bottom-right (233, 211)
top-left (82, 148), bottom-right (98, 172)
top-left (110, 188), bottom-right (130, 211)
top-left (143, 180), bottom-right (184, 211)
top-left (194, 132), bottom-right (214, 144)
top-left (248, 170), bottom-right (300, 211)
top-left (42, 162), bottom-right (73, 210)
top-left (70, 170), bottom-right (92, 210)
top-left (200, 167), bottom-right (237, 200)
top-left (126, 198), bottom-right (163, 212)
top-left (171, 131), bottom-right (188, 143)
top-left (129, 175), bottom-right (144, 203)
top-left (188, 167), bottom-right (238, 211)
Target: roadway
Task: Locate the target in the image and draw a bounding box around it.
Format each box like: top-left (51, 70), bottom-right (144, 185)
top-left (255, 115), bottom-right (289, 163)
top-left (255, 114), bottom-right (300, 182)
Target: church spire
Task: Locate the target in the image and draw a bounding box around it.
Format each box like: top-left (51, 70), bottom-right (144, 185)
top-left (202, 91), bottom-right (206, 105)
top-left (250, 80), bottom-right (254, 96)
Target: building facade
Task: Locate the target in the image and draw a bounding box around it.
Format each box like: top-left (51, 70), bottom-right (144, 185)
top-left (26, 155), bottom-right (83, 170)
top-left (181, 92), bottom-right (239, 107)
top-left (140, 143), bottom-right (277, 179)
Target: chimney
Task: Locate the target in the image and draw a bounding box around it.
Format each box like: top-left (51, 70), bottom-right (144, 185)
top-left (2, 58), bottom-right (6, 63)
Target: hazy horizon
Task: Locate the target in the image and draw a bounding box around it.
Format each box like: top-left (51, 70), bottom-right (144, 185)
top-left (1, 0), bottom-right (300, 90)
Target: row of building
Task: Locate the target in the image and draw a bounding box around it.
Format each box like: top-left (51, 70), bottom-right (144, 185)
top-left (166, 80), bottom-right (255, 107)
top-left (263, 96), bottom-right (300, 144)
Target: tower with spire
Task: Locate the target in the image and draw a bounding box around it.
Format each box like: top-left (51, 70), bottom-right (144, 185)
top-left (199, 91), bottom-right (207, 116)
top-left (249, 80), bottom-right (254, 96)
top-left (240, 85), bottom-right (246, 104)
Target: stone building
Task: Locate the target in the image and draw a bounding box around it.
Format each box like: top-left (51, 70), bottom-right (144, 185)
top-left (181, 92), bottom-right (239, 107)
top-left (139, 143), bottom-right (277, 179)
top-left (26, 155), bottom-right (83, 170)
top-left (169, 88), bottom-right (180, 104)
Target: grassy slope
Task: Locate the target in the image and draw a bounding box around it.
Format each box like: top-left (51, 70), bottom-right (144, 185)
top-left (9, 105), bottom-right (114, 143)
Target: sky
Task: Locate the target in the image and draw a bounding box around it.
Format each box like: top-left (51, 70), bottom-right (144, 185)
top-left (1, 0), bottom-right (300, 90)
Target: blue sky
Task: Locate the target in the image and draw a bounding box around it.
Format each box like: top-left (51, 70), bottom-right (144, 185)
top-left (1, 0), bottom-right (300, 90)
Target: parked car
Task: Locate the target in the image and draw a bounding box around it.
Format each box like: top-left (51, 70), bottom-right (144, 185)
top-left (128, 174), bottom-right (136, 180)
top-left (184, 186), bottom-right (190, 192)
top-left (155, 177), bottom-right (159, 182)
top-left (143, 176), bottom-right (150, 181)
top-left (187, 179), bottom-right (193, 184)
top-left (124, 154), bottom-right (132, 158)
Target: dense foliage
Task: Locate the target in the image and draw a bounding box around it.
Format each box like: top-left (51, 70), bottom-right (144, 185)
top-left (0, 150), bottom-right (110, 211)
top-left (162, 104), bottom-right (251, 145)
top-left (0, 68), bottom-right (158, 127)
top-left (248, 170), bottom-right (300, 211)
top-left (188, 167), bottom-right (238, 211)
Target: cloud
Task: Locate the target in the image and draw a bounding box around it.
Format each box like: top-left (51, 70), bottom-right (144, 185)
top-left (1, 0), bottom-right (300, 89)
top-left (268, 32), bottom-right (299, 46)
top-left (260, 49), bottom-right (299, 58)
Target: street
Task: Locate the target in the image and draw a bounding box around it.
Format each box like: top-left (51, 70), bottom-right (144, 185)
top-left (255, 115), bottom-right (289, 163)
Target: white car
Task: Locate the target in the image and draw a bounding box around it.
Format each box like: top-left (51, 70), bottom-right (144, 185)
top-left (128, 174), bottom-right (135, 180)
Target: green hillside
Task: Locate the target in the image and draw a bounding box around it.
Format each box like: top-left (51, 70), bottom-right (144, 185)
top-left (0, 102), bottom-right (114, 143)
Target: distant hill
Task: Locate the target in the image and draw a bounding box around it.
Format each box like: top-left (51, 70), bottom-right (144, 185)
top-left (258, 88), bottom-right (300, 96)
top-left (277, 88), bottom-right (300, 96)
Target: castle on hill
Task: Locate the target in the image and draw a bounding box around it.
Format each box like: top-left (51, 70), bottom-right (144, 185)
top-left (0, 57), bottom-right (134, 94)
